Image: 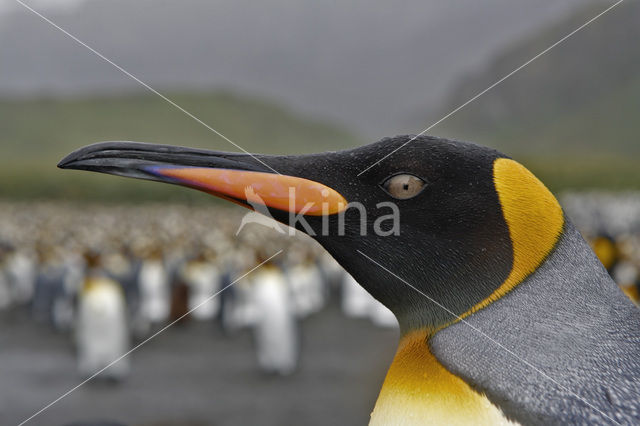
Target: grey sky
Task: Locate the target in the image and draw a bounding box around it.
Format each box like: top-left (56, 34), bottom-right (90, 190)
top-left (1, 0), bottom-right (591, 137)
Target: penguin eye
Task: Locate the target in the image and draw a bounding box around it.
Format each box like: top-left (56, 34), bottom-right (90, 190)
top-left (381, 174), bottom-right (425, 199)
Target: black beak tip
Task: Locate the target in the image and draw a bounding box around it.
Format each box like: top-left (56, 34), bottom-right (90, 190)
top-left (58, 142), bottom-right (102, 169)
top-left (57, 152), bottom-right (76, 169)
top-left (57, 141), bottom-right (130, 170)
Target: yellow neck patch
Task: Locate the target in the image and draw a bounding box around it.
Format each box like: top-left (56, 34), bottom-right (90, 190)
top-left (460, 158), bottom-right (564, 319)
top-left (370, 330), bottom-right (514, 426)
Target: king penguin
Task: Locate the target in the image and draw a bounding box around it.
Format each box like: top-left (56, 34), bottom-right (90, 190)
top-left (76, 250), bottom-right (130, 380)
top-left (58, 135), bottom-right (640, 425)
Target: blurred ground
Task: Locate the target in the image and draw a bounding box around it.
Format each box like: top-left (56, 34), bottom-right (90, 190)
top-left (1, 302), bottom-right (397, 426)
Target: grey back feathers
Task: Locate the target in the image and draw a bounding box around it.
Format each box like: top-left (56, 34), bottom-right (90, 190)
top-left (431, 221), bottom-right (640, 425)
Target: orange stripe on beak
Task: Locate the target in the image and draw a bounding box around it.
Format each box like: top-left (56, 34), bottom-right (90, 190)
top-left (152, 167), bottom-right (348, 216)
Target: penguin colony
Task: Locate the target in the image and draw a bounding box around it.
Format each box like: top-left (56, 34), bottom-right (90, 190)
top-left (0, 201), bottom-right (394, 381)
top-left (57, 135), bottom-right (640, 424)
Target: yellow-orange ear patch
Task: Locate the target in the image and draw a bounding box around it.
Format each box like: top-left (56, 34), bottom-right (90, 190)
top-left (462, 158), bottom-right (564, 318)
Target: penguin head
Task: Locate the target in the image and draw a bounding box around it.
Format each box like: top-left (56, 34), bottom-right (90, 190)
top-left (59, 135), bottom-right (564, 331)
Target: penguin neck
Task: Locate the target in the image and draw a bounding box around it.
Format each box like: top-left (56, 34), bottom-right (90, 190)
top-left (370, 328), bottom-right (513, 425)
top-left (425, 157), bottom-right (565, 332)
top-left (370, 159), bottom-right (565, 424)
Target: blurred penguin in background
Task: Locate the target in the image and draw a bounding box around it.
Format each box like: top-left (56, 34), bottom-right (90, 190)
top-left (31, 244), bottom-right (66, 325)
top-left (251, 253), bottom-right (298, 376)
top-left (76, 250), bottom-right (130, 381)
top-left (218, 265), bottom-right (239, 336)
top-left (137, 244), bottom-right (170, 329)
top-left (124, 243), bottom-right (149, 340)
top-left (51, 246), bottom-right (84, 332)
top-left (4, 242), bottom-right (36, 306)
top-left (287, 249), bottom-right (326, 318)
top-left (218, 246), bottom-right (258, 335)
top-left (179, 247), bottom-right (221, 321)
top-left (169, 273), bottom-right (190, 323)
top-left (103, 243), bottom-right (141, 316)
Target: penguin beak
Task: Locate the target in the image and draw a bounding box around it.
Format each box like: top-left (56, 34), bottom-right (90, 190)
top-left (58, 141), bottom-right (348, 216)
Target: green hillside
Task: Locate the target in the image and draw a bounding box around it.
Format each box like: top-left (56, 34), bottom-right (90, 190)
top-left (434, 1), bottom-right (640, 189)
top-left (0, 91), bottom-right (361, 201)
